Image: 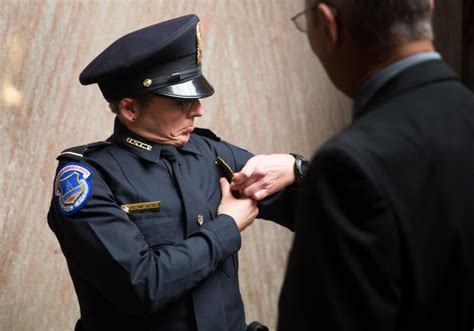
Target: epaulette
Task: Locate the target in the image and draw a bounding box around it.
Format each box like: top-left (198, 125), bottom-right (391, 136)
top-left (193, 128), bottom-right (221, 141)
top-left (56, 141), bottom-right (111, 161)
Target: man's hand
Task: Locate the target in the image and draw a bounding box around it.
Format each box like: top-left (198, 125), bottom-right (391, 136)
top-left (230, 154), bottom-right (295, 201)
top-left (218, 178), bottom-right (258, 231)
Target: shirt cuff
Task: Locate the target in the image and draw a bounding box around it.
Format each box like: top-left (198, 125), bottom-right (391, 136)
top-left (202, 214), bottom-right (241, 260)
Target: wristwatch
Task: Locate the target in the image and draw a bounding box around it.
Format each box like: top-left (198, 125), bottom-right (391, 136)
top-left (289, 153), bottom-right (308, 185)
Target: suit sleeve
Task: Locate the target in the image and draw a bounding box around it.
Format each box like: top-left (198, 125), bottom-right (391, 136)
top-left (48, 161), bottom-right (240, 318)
top-left (278, 146), bottom-right (401, 331)
top-left (219, 140), bottom-right (298, 230)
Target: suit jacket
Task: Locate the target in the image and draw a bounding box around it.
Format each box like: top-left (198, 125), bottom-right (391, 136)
top-left (278, 60), bottom-right (474, 330)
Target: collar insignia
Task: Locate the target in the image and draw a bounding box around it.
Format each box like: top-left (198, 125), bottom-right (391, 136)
top-left (126, 137), bottom-right (152, 151)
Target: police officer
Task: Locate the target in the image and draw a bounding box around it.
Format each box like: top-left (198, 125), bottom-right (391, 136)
top-left (48, 14), bottom-right (298, 331)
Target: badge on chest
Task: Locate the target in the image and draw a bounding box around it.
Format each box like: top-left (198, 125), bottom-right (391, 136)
top-left (120, 201), bottom-right (161, 213)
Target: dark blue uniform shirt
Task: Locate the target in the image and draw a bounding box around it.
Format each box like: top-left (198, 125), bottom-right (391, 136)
top-left (48, 119), bottom-right (295, 331)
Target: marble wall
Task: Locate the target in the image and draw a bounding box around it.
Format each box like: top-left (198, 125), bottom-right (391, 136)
top-left (0, 1), bottom-right (351, 330)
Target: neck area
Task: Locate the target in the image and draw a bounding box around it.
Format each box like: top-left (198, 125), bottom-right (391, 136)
top-left (350, 39), bottom-right (435, 97)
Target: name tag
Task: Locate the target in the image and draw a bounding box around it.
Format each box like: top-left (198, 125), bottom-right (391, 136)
top-left (121, 201), bottom-right (161, 213)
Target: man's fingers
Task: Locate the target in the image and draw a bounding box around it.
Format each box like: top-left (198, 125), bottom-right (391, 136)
top-left (231, 160), bottom-right (257, 185)
top-left (232, 174), bottom-right (261, 192)
top-left (232, 160), bottom-right (264, 190)
top-left (231, 171), bottom-right (250, 185)
top-left (241, 180), bottom-right (270, 200)
top-left (252, 189), bottom-right (270, 201)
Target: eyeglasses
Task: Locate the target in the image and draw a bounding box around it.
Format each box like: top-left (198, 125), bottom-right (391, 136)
top-left (292, 2), bottom-right (338, 33)
top-left (291, 3), bottom-right (319, 33)
top-left (174, 98), bottom-right (197, 113)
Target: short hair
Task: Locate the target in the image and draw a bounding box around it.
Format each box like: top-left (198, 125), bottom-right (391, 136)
top-left (311, 0), bottom-right (433, 51)
top-left (109, 101), bottom-right (119, 114)
top-left (108, 93), bottom-right (154, 115)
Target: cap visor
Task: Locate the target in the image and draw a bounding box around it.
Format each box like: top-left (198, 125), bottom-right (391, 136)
top-left (152, 75), bottom-right (214, 99)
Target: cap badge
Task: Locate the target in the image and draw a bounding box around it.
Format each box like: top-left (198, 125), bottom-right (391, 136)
top-left (142, 79), bottom-right (152, 87)
top-left (196, 22), bottom-right (202, 64)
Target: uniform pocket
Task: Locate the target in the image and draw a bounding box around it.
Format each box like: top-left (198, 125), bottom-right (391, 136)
top-left (129, 212), bottom-right (177, 248)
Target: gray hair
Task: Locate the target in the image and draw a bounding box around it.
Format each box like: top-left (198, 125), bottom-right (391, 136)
top-left (311, 0), bottom-right (433, 51)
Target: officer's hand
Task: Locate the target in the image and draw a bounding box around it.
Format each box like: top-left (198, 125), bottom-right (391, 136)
top-left (230, 154), bottom-right (295, 201)
top-left (218, 178), bottom-right (258, 232)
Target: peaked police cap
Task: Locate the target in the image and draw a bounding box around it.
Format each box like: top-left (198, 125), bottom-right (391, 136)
top-left (79, 14), bottom-right (214, 102)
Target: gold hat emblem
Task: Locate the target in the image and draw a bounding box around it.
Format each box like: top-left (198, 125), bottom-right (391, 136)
top-left (196, 22), bottom-right (202, 64)
top-left (143, 79), bottom-right (152, 87)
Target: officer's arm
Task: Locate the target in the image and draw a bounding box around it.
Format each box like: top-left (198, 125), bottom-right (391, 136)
top-left (48, 162), bottom-right (240, 318)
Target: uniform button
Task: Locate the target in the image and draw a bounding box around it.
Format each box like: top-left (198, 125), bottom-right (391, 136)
top-left (197, 215), bottom-right (204, 226)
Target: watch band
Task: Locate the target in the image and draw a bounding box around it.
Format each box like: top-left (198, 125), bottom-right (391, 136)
top-left (289, 153), bottom-right (308, 185)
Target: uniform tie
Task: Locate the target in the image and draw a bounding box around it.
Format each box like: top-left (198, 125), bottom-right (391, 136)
top-left (159, 145), bottom-right (227, 331)
top-left (160, 145), bottom-right (204, 236)
top-left (159, 145), bottom-right (178, 163)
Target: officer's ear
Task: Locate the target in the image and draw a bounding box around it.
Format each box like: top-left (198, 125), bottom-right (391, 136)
top-left (317, 3), bottom-right (339, 53)
top-left (118, 98), bottom-right (141, 123)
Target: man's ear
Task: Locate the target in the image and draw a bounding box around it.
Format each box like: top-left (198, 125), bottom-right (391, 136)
top-left (317, 3), bottom-right (339, 52)
top-left (118, 98), bottom-right (140, 123)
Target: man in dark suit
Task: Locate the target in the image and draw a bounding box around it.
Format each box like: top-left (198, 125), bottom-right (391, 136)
top-left (232, 0), bottom-right (474, 329)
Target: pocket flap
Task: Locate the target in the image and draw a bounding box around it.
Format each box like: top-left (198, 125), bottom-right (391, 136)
top-left (130, 213), bottom-right (176, 247)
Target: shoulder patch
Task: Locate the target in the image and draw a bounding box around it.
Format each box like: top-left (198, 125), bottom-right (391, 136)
top-left (193, 128), bottom-right (221, 141)
top-left (54, 163), bottom-right (93, 215)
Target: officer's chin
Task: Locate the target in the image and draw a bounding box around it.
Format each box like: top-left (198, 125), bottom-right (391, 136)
top-left (172, 134), bottom-right (191, 147)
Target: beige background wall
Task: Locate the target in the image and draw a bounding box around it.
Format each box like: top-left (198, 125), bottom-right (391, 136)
top-left (0, 1), bottom-right (351, 330)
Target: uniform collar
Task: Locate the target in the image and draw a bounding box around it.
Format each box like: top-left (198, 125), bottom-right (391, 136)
top-left (179, 136), bottom-right (203, 156)
top-left (111, 118), bottom-right (202, 163)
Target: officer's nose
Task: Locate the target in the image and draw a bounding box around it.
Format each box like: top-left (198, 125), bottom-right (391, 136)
top-left (188, 99), bottom-right (204, 118)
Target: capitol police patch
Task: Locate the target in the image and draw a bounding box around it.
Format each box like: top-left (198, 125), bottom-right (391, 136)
top-left (54, 163), bottom-right (93, 215)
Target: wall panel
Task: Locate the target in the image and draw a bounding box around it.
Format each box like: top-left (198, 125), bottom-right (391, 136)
top-left (432, 0), bottom-right (463, 76)
top-left (463, 0), bottom-right (474, 91)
